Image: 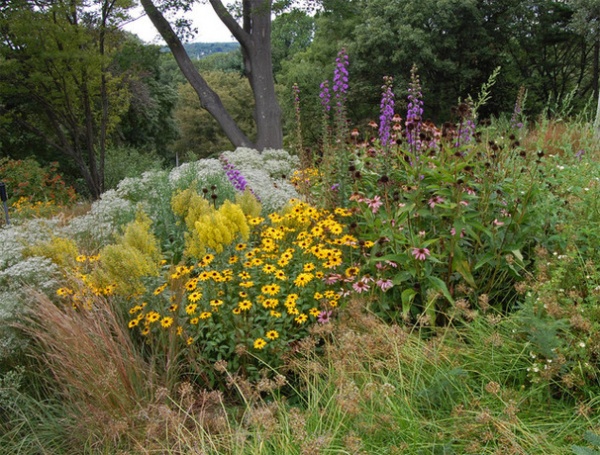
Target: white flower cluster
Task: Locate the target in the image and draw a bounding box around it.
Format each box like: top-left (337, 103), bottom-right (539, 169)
top-left (220, 148), bottom-right (300, 212)
top-left (0, 219), bottom-right (61, 269)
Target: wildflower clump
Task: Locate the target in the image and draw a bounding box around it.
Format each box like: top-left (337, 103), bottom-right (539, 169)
top-left (126, 199), bottom-right (356, 385)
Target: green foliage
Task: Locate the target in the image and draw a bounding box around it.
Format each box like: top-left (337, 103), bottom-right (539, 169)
top-left (104, 146), bottom-right (164, 191)
top-left (573, 432), bottom-right (600, 455)
top-left (0, 157), bottom-right (76, 208)
top-left (173, 71), bottom-right (256, 160)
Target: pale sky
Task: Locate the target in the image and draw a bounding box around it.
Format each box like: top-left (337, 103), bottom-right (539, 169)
top-left (122, 2), bottom-right (237, 44)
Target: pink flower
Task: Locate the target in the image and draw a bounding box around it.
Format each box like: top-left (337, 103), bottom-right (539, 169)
top-left (376, 279), bottom-right (394, 292)
top-left (324, 273), bottom-right (342, 285)
top-left (367, 195), bottom-right (383, 213)
top-left (459, 200), bottom-right (469, 206)
top-left (385, 260), bottom-right (398, 268)
top-left (352, 280), bottom-right (370, 293)
top-left (428, 195), bottom-right (445, 208)
top-left (493, 219), bottom-right (504, 226)
top-left (412, 247), bottom-right (430, 261)
top-left (317, 310), bottom-right (332, 324)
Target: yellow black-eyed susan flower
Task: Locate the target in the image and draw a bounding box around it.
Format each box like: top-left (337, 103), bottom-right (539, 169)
top-left (188, 291), bottom-right (202, 302)
top-left (239, 300), bottom-right (252, 311)
top-left (295, 314), bottom-right (308, 324)
top-left (199, 311), bottom-right (212, 319)
top-left (185, 303), bottom-right (198, 315)
top-left (266, 330), bottom-right (279, 340)
top-left (253, 338), bottom-right (267, 349)
top-left (146, 311), bottom-right (160, 323)
top-left (161, 316), bottom-right (174, 328)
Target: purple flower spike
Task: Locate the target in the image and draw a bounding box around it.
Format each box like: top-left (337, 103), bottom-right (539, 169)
top-left (379, 76), bottom-right (395, 147)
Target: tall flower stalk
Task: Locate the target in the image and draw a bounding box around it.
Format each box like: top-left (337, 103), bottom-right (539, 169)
top-left (379, 76), bottom-right (395, 148)
top-left (406, 64), bottom-right (424, 155)
top-left (319, 79), bottom-right (331, 151)
top-left (332, 48), bottom-right (349, 142)
top-left (292, 83), bottom-right (307, 167)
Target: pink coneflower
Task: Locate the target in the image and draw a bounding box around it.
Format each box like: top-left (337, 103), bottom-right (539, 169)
top-left (428, 195), bottom-right (445, 208)
top-left (367, 195), bottom-right (383, 213)
top-left (324, 273), bottom-right (343, 285)
top-left (317, 310), bottom-right (332, 324)
top-left (412, 247), bottom-right (430, 261)
top-left (376, 279), bottom-right (394, 292)
top-left (352, 278), bottom-right (371, 293)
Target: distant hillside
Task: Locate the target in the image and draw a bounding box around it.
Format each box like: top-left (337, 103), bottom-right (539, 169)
top-left (161, 42), bottom-right (240, 59)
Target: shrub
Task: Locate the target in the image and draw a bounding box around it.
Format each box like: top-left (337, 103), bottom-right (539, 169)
top-left (0, 157), bottom-right (76, 209)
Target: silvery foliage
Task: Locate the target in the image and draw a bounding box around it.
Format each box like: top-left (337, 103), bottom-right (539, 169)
top-left (0, 218), bottom-right (61, 269)
top-left (220, 148), bottom-right (299, 212)
top-left (0, 291), bottom-right (30, 365)
top-left (0, 366), bottom-right (25, 410)
top-left (169, 158), bottom-right (225, 191)
top-left (63, 189), bottom-right (136, 246)
top-left (0, 256), bottom-right (60, 292)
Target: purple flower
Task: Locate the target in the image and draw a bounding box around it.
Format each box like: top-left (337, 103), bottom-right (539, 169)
top-left (406, 65), bottom-right (424, 153)
top-left (379, 76), bottom-right (395, 147)
top-left (411, 247), bottom-right (430, 261)
top-left (333, 48), bottom-right (349, 115)
top-left (319, 80), bottom-right (331, 113)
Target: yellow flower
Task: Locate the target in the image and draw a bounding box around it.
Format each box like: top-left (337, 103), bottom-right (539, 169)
top-left (239, 281), bottom-right (254, 288)
top-left (262, 298), bottom-right (279, 309)
top-left (76, 255), bottom-right (87, 263)
top-left (334, 207), bottom-right (352, 217)
top-left (345, 266), bottom-right (360, 277)
top-left (168, 304), bottom-right (178, 312)
top-left (186, 337), bottom-right (194, 345)
top-left (363, 240), bottom-right (375, 248)
top-left (128, 319), bottom-right (139, 328)
top-left (56, 287), bottom-right (72, 296)
top-left (141, 326), bottom-right (150, 336)
top-left (146, 311), bottom-right (160, 323)
top-left (232, 307), bottom-right (242, 315)
top-left (261, 284), bottom-right (281, 296)
top-left (309, 307), bottom-right (321, 317)
top-left (235, 243), bottom-right (247, 251)
top-left (265, 330), bottom-right (279, 340)
top-left (262, 264), bottom-right (277, 274)
top-left (303, 263), bottom-right (316, 272)
top-left (177, 326), bottom-right (183, 336)
top-left (295, 314), bottom-right (308, 324)
top-left (199, 311), bottom-right (212, 319)
top-left (153, 283), bottom-right (167, 295)
top-left (185, 303), bottom-right (198, 315)
top-left (229, 255), bottom-right (239, 264)
top-left (293, 273), bottom-right (314, 287)
top-left (274, 270), bottom-right (287, 280)
top-left (253, 338), bottom-right (267, 349)
top-left (270, 310), bottom-right (282, 318)
top-left (210, 299), bottom-right (224, 307)
top-left (185, 279), bottom-right (198, 291)
top-left (190, 317), bottom-right (199, 325)
top-left (239, 300), bottom-right (253, 311)
top-left (161, 316), bottom-right (174, 328)
top-left (188, 291), bottom-right (202, 302)
top-left (248, 217), bottom-right (265, 226)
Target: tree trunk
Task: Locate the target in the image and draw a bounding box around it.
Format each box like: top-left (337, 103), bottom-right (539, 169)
top-left (243, 0), bottom-right (283, 150)
top-left (140, 0), bottom-right (254, 149)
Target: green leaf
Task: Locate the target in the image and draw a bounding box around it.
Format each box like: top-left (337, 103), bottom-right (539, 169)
top-left (427, 276), bottom-right (454, 303)
top-left (401, 288), bottom-right (418, 318)
top-left (474, 252), bottom-right (497, 270)
top-left (453, 257), bottom-right (476, 288)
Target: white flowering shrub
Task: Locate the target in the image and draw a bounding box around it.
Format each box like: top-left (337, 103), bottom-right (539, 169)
top-left (220, 148), bottom-right (300, 212)
top-left (64, 190), bottom-right (136, 248)
top-left (168, 158), bottom-right (225, 190)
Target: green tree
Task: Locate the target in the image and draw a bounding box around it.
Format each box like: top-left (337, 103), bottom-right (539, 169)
top-left (0, 0), bottom-right (133, 198)
top-left (173, 71), bottom-right (256, 160)
top-left (139, 0), bottom-right (292, 151)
